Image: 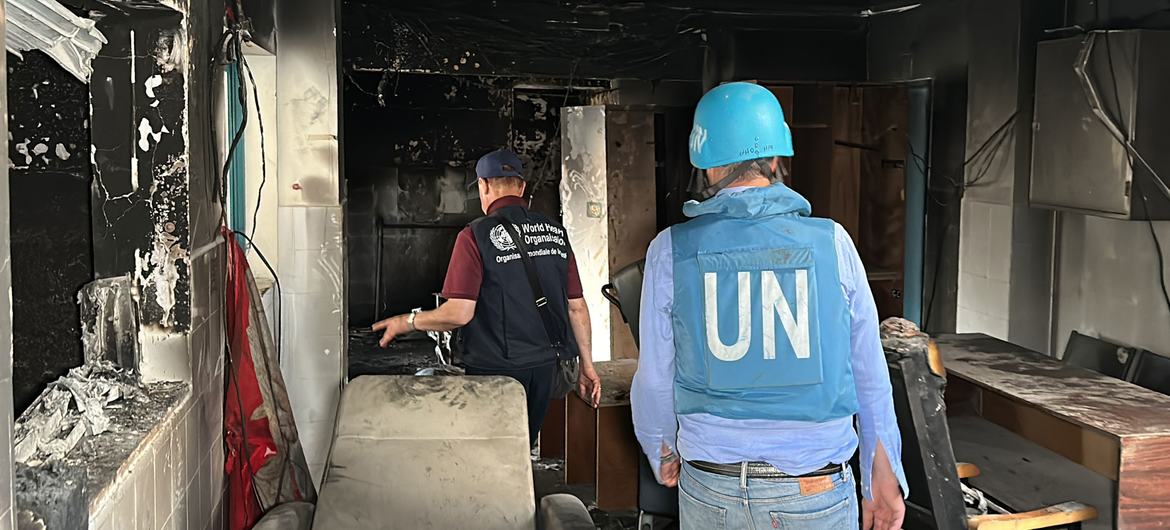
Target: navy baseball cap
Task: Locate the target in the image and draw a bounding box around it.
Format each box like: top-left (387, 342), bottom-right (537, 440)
top-left (469, 149), bottom-right (524, 188)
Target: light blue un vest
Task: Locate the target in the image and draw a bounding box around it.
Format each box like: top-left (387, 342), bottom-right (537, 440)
top-left (671, 184), bottom-right (859, 422)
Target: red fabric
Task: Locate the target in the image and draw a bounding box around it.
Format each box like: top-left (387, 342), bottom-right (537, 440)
top-left (223, 230), bottom-right (279, 530)
top-left (441, 197), bottom-right (583, 301)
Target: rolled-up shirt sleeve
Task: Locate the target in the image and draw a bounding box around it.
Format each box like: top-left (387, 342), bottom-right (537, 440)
top-left (630, 229), bottom-right (678, 484)
top-left (834, 224), bottom-right (908, 500)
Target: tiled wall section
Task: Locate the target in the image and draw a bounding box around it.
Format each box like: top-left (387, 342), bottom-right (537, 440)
top-left (88, 390), bottom-right (225, 530)
top-left (90, 245), bottom-right (227, 529)
top-left (0, 10), bottom-right (15, 528)
top-left (277, 205), bottom-right (345, 486)
top-left (956, 198), bottom-right (1013, 338)
top-left (0, 13), bottom-right (14, 525)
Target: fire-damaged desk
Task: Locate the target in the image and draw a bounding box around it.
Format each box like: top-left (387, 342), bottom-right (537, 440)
top-left (542, 359), bottom-right (640, 511)
top-left (938, 334), bottom-right (1170, 529)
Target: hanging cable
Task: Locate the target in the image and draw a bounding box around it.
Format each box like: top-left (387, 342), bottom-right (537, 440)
top-left (239, 53), bottom-right (269, 247)
top-left (1079, 30), bottom-right (1170, 316)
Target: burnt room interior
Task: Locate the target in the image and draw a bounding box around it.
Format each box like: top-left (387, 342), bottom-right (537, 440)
top-left (1, 0), bottom-right (1170, 529)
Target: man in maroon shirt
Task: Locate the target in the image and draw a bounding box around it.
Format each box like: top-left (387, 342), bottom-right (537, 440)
top-left (374, 149), bottom-right (602, 445)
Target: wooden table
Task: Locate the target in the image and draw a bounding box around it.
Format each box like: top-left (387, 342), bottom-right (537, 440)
top-left (937, 333), bottom-right (1170, 529)
top-left (557, 359), bottom-right (641, 511)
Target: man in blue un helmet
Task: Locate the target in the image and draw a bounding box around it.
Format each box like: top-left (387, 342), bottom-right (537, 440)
top-left (631, 82), bottom-right (907, 529)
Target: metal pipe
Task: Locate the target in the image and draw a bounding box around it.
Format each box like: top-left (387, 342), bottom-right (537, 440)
top-left (190, 234), bottom-right (225, 260)
top-left (1074, 31), bottom-right (1170, 200)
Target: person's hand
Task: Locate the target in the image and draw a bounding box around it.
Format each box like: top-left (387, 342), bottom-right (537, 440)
top-left (863, 445), bottom-right (906, 530)
top-left (577, 362), bottom-right (601, 408)
top-left (659, 445), bottom-right (680, 487)
top-left (372, 315), bottom-right (406, 348)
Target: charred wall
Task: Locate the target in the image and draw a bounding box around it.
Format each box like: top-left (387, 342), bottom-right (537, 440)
top-left (7, 50), bottom-right (93, 414)
top-left (344, 71), bottom-right (597, 324)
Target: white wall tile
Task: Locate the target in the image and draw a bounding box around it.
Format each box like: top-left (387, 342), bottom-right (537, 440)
top-left (186, 485), bottom-right (202, 530)
top-left (189, 454), bottom-right (208, 530)
top-left (959, 199), bottom-right (991, 279)
top-left (297, 419), bottom-right (335, 476)
top-left (985, 316), bottom-right (1009, 340)
top-left (112, 479), bottom-right (136, 530)
top-left (185, 405), bottom-right (201, 490)
top-left (141, 331), bottom-right (193, 384)
top-left (172, 492), bottom-right (189, 530)
top-left (294, 207), bottom-right (331, 252)
top-left (155, 439), bottom-right (176, 526)
top-left (91, 505), bottom-right (112, 530)
top-left (208, 432), bottom-right (225, 505)
top-left (288, 376), bottom-right (341, 424)
top-left (987, 205), bottom-right (1014, 282)
top-left (986, 279), bottom-right (1011, 318)
top-left (136, 449), bottom-right (157, 530)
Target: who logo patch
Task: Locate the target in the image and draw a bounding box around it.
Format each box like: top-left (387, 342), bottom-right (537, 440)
top-left (489, 224), bottom-right (517, 252)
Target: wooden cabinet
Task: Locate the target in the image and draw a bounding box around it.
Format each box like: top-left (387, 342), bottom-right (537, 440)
top-left (767, 84), bottom-right (911, 320)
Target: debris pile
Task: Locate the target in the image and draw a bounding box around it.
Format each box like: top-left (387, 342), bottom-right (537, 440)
top-left (14, 361), bottom-right (144, 466)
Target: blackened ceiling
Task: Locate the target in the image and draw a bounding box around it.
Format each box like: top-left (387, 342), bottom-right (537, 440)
top-left (343, 0), bottom-right (904, 81)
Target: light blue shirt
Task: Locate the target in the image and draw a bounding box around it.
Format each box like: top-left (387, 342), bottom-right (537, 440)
top-left (630, 190), bottom-right (909, 500)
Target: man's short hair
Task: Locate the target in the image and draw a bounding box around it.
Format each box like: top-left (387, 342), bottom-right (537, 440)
top-left (718, 156), bottom-right (781, 185)
top-left (489, 176), bottom-right (525, 190)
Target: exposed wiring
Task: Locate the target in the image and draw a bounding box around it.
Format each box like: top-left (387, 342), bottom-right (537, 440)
top-left (921, 112), bottom-right (1018, 330)
top-left (231, 230), bottom-right (303, 506)
top-left (1074, 32), bottom-right (1170, 201)
top-left (239, 53), bottom-right (269, 247)
top-left (1079, 29), bottom-right (1170, 316)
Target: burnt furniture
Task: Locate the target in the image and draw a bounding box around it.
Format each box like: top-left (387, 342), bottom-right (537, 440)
top-left (260, 375), bottom-right (594, 530)
top-left (564, 359), bottom-right (641, 511)
top-left (939, 333), bottom-right (1170, 529)
top-left (603, 259), bottom-right (679, 528)
top-left (1126, 349), bottom-right (1170, 396)
top-left (1062, 330), bottom-right (1138, 380)
top-left (883, 321), bottom-right (1098, 530)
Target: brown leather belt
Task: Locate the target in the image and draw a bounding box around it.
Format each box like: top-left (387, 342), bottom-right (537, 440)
top-left (688, 461), bottom-right (843, 479)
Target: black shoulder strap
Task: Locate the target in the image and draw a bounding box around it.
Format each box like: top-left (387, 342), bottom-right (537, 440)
top-left (496, 216), bottom-right (565, 350)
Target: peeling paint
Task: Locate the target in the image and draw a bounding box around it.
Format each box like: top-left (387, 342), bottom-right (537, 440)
top-left (5, 0), bottom-right (108, 82)
top-left (55, 143), bottom-right (70, 160)
top-left (136, 117), bottom-right (170, 152)
top-left (144, 74), bottom-right (163, 98)
top-left (14, 139), bottom-right (31, 167)
top-left (133, 227), bottom-right (186, 328)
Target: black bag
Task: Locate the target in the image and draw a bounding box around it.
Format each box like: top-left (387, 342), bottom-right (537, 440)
top-left (497, 219), bottom-right (579, 399)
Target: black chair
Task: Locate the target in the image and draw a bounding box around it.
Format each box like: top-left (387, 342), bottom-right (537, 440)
top-left (882, 319), bottom-right (1098, 530)
top-left (1062, 331), bottom-right (1137, 379)
top-left (1126, 349), bottom-right (1170, 395)
top-left (602, 260), bottom-right (678, 530)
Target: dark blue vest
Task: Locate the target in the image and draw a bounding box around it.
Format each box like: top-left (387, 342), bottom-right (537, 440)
top-left (461, 205), bottom-right (579, 370)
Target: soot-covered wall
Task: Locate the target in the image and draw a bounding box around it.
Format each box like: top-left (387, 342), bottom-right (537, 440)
top-left (7, 51), bottom-right (93, 414)
top-left (344, 71), bottom-right (597, 325)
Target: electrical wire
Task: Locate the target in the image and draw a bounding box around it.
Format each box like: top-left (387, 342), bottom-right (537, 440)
top-left (1081, 29), bottom-right (1170, 317)
top-left (921, 112), bottom-right (1018, 330)
top-left (231, 230), bottom-right (305, 506)
top-left (240, 53), bottom-right (270, 248)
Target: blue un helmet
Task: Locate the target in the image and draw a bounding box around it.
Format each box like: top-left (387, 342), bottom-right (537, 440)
top-left (688, 82), bottom-right (794, 199)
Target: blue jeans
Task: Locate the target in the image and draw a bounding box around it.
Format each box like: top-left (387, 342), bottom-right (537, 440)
top-left (679, 462), bottom-right (859, 530)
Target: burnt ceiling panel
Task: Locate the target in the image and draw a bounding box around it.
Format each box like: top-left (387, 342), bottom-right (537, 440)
top-left (342, 0), bottom-right (889, 80)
